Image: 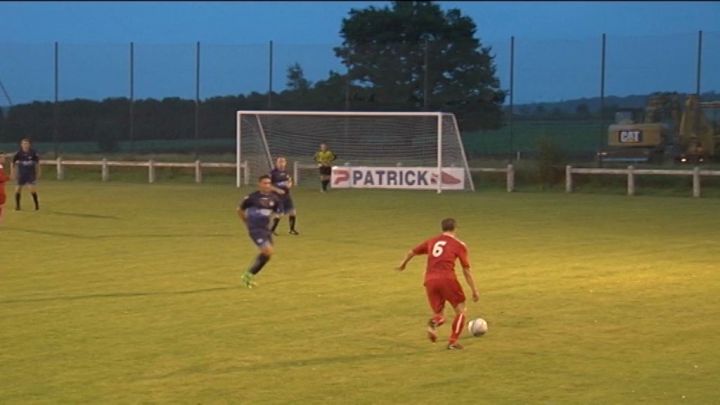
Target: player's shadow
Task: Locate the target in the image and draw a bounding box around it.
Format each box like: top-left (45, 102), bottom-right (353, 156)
top-left (0, 285), bottom-right (239, 305)
top-left (92, 233), bottom-right (236, 240)
top-left (148, 349), bottom-right (427, 382)
top-left (49, 210), bottom-right (121, 220)
top-left (0, 227), bottom-right (92, 239)
top-left (1, 227), bottom-right (234, 240)
top-left (251, 351), bottom-right (424, 370)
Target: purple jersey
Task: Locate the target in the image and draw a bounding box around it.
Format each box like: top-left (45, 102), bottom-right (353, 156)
top-left (270, 168), bottom-right (292, 194)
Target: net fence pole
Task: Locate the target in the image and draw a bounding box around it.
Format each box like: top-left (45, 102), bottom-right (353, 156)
top-left (423, 39), bottom-right (429, 110)
top-left (599, 33), bottom-right (607, 155)
top-left (53, 41), bottom-right (59, 158)
top-left (195, 41), bottom-right (201, 158)
top-left (509, 35), bottom-right (515, 157)
top-left (696, 30), bottom-right (703, 96)
top-left (129, 42), bottom-right (135, 153)
top-left (268, 40), bottom-right (273, 109)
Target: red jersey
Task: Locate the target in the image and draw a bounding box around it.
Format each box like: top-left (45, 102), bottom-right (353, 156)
top-left (0, 164), bottom-right (9, 196)
top-left (412, 233), bottom-right (470, 282)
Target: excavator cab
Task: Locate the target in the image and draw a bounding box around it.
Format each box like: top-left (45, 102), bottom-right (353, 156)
top-left (599, 103), bottom-right (670, 164)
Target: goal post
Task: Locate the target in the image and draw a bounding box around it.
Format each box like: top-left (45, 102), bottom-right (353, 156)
top-left (236, 111), bottom-right (474, 192)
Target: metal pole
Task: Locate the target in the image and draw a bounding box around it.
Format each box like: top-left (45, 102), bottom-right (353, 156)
top-left (268, 40), bottom-right (273, 109)
top-left (345, 72), bottom-right (350, 110)
top-left (423, 39), bottom-right (429, 110)
top-left (129, 42), bottom-right (135, 152)
top-left (599, 33), bottom-right (606, 153)
top-left (696, 30), bottom-right (703, 96)
top-left (53, 41), bottom-right (59, 158)
top-left (344, 68), bottom-right (350, 147)
top-left (509, 36), bottom-right (515, 157)
top-left (195, 41), bottom-right (201, 158)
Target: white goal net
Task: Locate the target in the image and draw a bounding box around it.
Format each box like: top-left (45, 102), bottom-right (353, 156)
top-left (236, 111), bottom-right (474, 192)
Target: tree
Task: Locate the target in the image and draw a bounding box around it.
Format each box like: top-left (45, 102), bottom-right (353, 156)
top-left (286, 63), bottom-right (312, 93)
top-left (550, 107), bottom-right (563, 119)
top-left (335, 1), bottom-right (505, 130)
top-left (575, 103), bottom-right (590, 119)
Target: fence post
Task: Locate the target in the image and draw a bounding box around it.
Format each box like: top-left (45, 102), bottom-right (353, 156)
top-left (56, 157), bottom-right (64, 180)
top-left (627, 165), bottom-right (635, 196)
top-left (293, 161), bottom-right (299, 186)
top-left (565, 165), bottom-right (573, 193)
top-left (101, 158), bottom-right (109, 182)
top-left (693, 166), bottom-right (701, 198)
top-left (148, 159), bottom-right (155, 184)
top-left (506, 164), bottom-right (514, 192)
top-left (195, 160), bottom-right (202, 184)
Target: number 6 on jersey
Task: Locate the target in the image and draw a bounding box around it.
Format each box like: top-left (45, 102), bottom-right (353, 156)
top-left (432, 240), bottom-right (447, 257)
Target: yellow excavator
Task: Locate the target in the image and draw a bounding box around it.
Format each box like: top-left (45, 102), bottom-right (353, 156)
top-left (597, 93), bottom-right (720, 164)
top-left (676, 95), bottom-right (720, 163)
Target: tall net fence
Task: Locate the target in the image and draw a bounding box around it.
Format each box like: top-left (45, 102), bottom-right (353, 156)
top-left (0, 32), bottom-right (718, 164)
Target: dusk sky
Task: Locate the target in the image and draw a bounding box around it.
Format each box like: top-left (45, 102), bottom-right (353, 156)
top-left (1, 1), bottom-right (719, 105)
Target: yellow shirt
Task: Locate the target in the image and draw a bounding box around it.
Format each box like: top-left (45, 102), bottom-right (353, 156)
top-left (314, 150), bottom-right (337, 167)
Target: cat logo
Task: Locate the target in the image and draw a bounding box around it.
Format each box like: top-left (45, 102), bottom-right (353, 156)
top-left (618, 130), bottom-right (642, 143)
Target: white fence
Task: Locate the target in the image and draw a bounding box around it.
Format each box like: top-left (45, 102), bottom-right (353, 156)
top-left (38, 159), bottom-right (720, 197)
top-left (293, 162), bottom-right (516, 192)
top-left (41, 158), bottom-right (250, 185)
top-left (470, 165), bottom-right (515, 193)
top-left (566, 165), bottom-right (720, 197)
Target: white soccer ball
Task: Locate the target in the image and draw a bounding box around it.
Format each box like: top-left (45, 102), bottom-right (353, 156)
top-left (467, 318), bottom-right (488, 337)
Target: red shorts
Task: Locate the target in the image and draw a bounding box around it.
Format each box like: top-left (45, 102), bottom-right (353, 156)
top-left (0, 194), bottom-right (5, 205)
top-left (424, 277), bottom-right (466, 314)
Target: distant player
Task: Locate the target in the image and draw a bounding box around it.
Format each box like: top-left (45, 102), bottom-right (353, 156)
top-left (11, 138), bottom-right (41, 211)
top-left (269, 156), bottom-right (299, 235)
top-left (396, 218), bottom-right (480, 350)
top-left (237, 175), bottom-right (283, 288)
top-left (313, 143), bottom-right (336, 192)
top-left (0, 151), bottom-right (10, 223)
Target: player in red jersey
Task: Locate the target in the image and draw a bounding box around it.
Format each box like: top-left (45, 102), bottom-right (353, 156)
top-left (0, 151), bottom-right (10, 224)
top-left (396, 218), bottom-right (479, 350)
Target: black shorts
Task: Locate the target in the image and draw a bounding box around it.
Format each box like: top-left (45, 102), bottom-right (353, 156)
top-left (17, 174), bottom-right (37, 186)
top-left (248, 228), bottom-right (273, 248)
top-left (279, 195), bottom-right (295, 213)
top-left (319, 166), bottom-right (332, 176)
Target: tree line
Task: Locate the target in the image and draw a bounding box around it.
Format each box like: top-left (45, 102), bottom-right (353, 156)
top-left (1, 2), bottom-right (507, 150)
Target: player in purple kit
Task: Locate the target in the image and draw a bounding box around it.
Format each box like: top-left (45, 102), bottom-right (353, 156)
top-left (237, 175), bottom-right (283, 288)
top-left (11, 138), bottom-right (41, 211)
top-left (269, 156), bottom-right (299, 235)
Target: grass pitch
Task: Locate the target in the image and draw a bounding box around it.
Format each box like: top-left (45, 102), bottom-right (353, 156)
top-left (1, 182), bottom-right (719, 404)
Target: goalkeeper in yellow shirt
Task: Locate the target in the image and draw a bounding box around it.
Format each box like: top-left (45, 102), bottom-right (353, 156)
top-left (313, 143), bottom-right (337, 192)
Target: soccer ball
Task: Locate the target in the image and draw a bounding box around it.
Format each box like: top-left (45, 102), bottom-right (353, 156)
top-left (467, 318), bottom-right (488, 337)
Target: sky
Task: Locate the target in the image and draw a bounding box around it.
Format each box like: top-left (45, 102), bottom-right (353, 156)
top-left (1, 1), bottom-right (719, 105)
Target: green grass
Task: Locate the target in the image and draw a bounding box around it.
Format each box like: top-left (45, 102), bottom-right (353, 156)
top-left (2, 182), bottom-right (720, 403)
